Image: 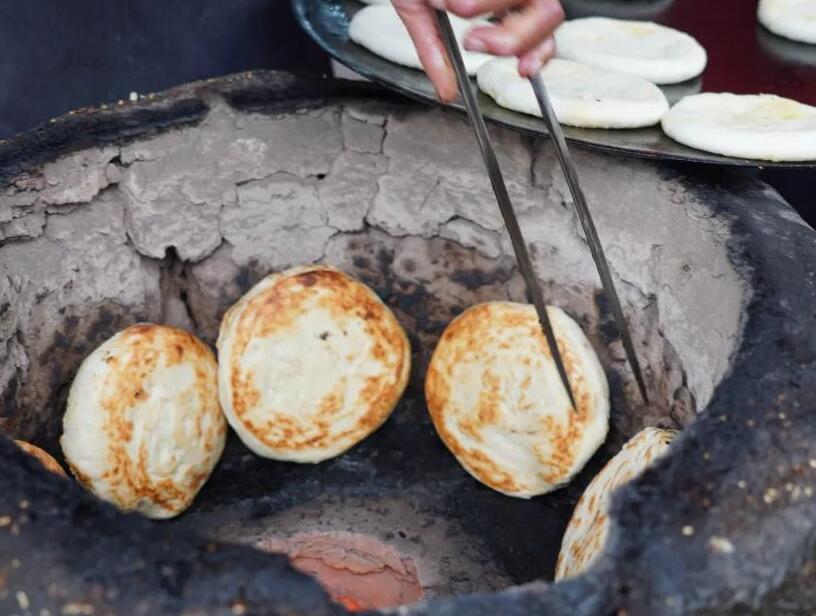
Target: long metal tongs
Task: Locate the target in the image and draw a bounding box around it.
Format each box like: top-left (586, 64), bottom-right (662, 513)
top-left (435, 11), bottom-right (576, 408)
top-left (435, 11), bottom-right (649, 405)
top-left (528, 74), bottom-right (649, 403)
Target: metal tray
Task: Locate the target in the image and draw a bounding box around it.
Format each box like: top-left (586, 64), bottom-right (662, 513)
top-left (294, 0), bottom-right (816, 168)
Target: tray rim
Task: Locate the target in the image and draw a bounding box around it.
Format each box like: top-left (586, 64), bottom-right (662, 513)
top-left (294, 0), bottom-right (816, 170)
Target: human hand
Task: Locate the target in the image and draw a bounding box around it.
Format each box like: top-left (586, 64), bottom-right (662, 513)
top-left (393, 0), bottom-right (564, 102)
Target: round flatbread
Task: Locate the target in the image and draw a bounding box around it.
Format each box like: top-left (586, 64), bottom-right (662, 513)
top-left (425, 302), bottom-right (609, 498)
top-left (61, 324), bottom-right (226, 519)
top-left (554, 17), bottom-right (707, 84)
top-left (556, 428), bottom-right (675, 580)
top-left (15, 440), bottom-right (67, 477)
top-left (662, 93), bottom-right (816, 161)
top-left (477, 57), bottom-right (669, 128)
top-left (349, 5), bottom-right (495, 75)
top-left (217, 265), bottom-right (411, 463)
top-left (758, 0), bottom-right (816, 45)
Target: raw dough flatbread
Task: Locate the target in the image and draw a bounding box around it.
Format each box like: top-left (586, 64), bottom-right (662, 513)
top-left (662, 93), bottom-right (816, 161)
top-left (758, 0), bottom-right (816, 44)
top-left (477, 57), bottom-right (669, 128)
top-left (349, 5), bottom-right (495, 75)
top-left (425, 302), bottom-right (609, 498)
top-left (554, 17), bottom-right (707, 84)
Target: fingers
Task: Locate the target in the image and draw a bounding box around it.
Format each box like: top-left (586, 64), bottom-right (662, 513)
top-left (393, 0), bottom-right (563, 101)
top-left (517, 35), bottom-right (556, 76)
top-left (462, 0), bottom-right (565, 57)
top-left (393, 0), bottom-right (459, 102)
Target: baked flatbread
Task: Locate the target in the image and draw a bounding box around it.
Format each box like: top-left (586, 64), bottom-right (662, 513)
top-left (425, 302), bottom-right (609, 498)
top-left (218, 265), bottom-right (410, 463)
top-left (61, 324), bottom-right (226, 519)
top-left (15, 440), bottom-right (67, 477)
top-left (556, 428), bottom-right (675, 580)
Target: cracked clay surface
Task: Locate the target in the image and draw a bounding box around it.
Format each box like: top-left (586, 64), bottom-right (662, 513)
top-left (0, 97), bottom-right (747, 444)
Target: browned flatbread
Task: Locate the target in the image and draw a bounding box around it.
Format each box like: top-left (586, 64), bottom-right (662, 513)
top-left (15, 440), bottom-right (67, 477)
top-left (425, 302), bottom-right (609, 498)
top-left (217, 265), bottom-right (411, 463)
top-left (556, 427), bottom-right (675, 579)
top-left (61, 324), bottom-right (226, 519)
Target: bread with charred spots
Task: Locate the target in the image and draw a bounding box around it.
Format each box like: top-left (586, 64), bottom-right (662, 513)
top-left (556, 427), bottom-right (675, 580)
top-left (217, 265), bottom-right (411, 463)
top-left (425, 302), bottom-right (609, 498)
top-left (61, 324), bottom-right (227, 519)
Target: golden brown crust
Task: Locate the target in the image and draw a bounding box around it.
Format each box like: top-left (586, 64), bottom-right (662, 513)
top-left (97, 324), bottom-right (224, 514)
top-left (15, 440), bottom-right (67, 477)
top-left (555, 427), bottom-right (675, 579)
top-left (425, 302), bottom-right (602, 496)
top-left (223, 265), bottom-right (410, 457)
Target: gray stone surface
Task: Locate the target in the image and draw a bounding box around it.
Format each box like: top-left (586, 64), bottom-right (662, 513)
top-left (0, 92), bottom-right (745, 440)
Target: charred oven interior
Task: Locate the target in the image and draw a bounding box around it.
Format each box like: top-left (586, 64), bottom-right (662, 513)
top-left (0, 89), bottom-right (748, 601)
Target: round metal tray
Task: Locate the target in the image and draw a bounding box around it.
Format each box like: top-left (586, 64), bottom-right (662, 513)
top-left (294, 0), bottom-right (816, 168)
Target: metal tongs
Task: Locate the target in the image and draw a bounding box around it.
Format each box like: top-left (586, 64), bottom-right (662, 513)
top-left (435, 11), bottom-right (649, 406)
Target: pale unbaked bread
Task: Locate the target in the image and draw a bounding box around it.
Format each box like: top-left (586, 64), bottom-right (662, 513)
top-left (425, 302), bottom-right (609, 498)
top-left (758, 0), bottom-right (816, 45)
top-left (556, 427), bottom-right (675, 580)
top-left (554, 17), bottom-right (707, 84)
top-left (217, 265), bottom-right (411, 463)
top-left (61, 324), bottom-right (226, 519)
top-left (477, 57), bottom-right (669, 128)
top-left (349, 5), bottom-right (496, 75)
top-left (15, 440), bottom-right (67, 477)
top-left (662, 93), bottom-right (816, 161)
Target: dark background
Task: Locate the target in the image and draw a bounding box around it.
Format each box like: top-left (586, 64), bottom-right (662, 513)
top-left (0, 0), bottom-right (329, 137)
top-left (0, 0), bottom-right (810, 224)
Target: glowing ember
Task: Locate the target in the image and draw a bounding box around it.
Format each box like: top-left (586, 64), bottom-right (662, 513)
top-left (335, 595), bottom-right (366, 611)
top-left (257, 531), bottom-right (424, 610)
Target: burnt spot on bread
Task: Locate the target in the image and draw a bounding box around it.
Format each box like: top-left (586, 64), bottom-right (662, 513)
top-left (297, 272), bottom-right (319, 288)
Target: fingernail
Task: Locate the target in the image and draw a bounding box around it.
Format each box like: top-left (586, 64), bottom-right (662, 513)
top-left (519, 56), bottom-right (541, 77)
top-left (464, 35), bottom-right (488, 52)
top-left (428, 0), bottom-right (446, 10)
